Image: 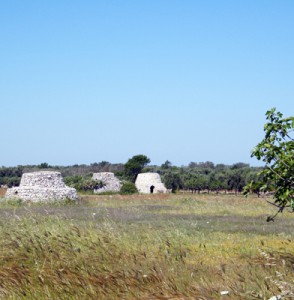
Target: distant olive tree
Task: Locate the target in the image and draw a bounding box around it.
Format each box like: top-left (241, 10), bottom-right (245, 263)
top-left (161, 160), bottom-right (172, 169)
top-left (163, 172), bottom-right (183, 193)
top-left (227, 170), bottom-right (246, 194)
top-left (184, 175), bottom-right (208, 194)
top-left (38, 162), bottom-right (50, 169)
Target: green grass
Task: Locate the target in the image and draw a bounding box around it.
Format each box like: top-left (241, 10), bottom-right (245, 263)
top-left (0, 194), bottom-right (293, 299)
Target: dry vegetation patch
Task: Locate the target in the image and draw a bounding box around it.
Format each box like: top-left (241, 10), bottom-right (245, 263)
top-left (0, 194), bottom-right (293, 299)
top-left (0, 187), bottom-right (7, 196)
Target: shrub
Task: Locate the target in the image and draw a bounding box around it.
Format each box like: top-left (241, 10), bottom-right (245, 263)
top-left (120, 182), bottom-right (138, 195)
top-left (0, 197), bottom-right (23, 207)
top-left (64, 175), bottom-right (104, 192)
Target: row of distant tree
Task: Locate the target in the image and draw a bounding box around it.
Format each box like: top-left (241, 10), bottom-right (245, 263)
top-left (2, 108), bottom-right (292, 220)
top-left (0, 156), bottom-right (264, 195)
top-left (146, 158), bottom-right (264, 195)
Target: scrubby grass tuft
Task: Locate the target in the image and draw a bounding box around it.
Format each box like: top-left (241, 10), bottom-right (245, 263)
top-left (0, 197), bottom-right (23, 207)
top-left (0, 194), bottom-right (293, 299)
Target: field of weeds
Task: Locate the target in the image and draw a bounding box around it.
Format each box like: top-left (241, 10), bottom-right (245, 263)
top-left (0, 193), bottom-right (293, 299)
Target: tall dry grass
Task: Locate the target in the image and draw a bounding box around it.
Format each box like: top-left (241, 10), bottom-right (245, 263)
top-left (0, 194), bottom-right (292, 299)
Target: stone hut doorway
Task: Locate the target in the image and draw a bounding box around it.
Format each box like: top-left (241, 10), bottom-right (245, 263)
top-left (135, 173), bottom-right (167, 194)
top-left (150, 185), bottom-right (155, 194)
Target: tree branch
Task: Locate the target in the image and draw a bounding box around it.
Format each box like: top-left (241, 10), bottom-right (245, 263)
top-left (265, 164), bottom-right (287, 182)
top-left (266, 200), bottom-right (290, 208)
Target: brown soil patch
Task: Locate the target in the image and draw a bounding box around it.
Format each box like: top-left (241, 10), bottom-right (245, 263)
top-left (0, 188), bottom-right (7, 196)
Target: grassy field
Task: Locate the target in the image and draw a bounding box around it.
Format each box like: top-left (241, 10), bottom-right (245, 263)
top-left (0, 193), bottom-right (293, 299)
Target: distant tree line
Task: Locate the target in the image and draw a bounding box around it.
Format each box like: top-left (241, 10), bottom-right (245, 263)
top-left (146, 161), bottom-right (263, 195)
top-left (0, 166), bottom-right (23, 187)
top-left (0, 157), bottom-right (263, 195)
top-left (1, 108), bottom-right (291, 218)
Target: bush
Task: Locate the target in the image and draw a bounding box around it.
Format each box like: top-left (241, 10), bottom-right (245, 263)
top-left (64, 175), bottom-right (104, 192)
top-left (3, 177), bottom-right (21, 188)
top-left (120, 182), bottom-right (138, 195)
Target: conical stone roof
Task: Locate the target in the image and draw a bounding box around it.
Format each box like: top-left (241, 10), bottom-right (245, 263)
top-left (135, 173), bottom-right (167, 194)
top-left (92, 172), bottom-right (121, 193)
top-left (5, 171), bottom-right (78, 202)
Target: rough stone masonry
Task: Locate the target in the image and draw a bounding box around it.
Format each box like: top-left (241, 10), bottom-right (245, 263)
top-left (5, 171), bottom-right (78, 202)
top-left (135, 173), bottom-right (167, 194)
top-left (92, 172), bottom-right (122, 193)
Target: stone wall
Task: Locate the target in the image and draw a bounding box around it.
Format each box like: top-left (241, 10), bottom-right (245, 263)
top-left (5, 171), bottom-right (78, 202)
top-left (19, 171), bottom-right (66, 188)
top-left (135, 173), bottom-right (167, 194)
top-left (92, 172), bottom-right (121, 193)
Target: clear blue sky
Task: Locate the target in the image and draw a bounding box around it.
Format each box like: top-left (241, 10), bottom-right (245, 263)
top-left (1, 1), bottom-right (293, 167)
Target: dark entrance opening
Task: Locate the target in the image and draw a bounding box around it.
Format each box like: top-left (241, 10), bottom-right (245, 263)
top-left (150, 185), bottom-right (155, 194)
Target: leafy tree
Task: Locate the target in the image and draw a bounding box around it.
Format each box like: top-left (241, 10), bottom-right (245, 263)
top-left (184, 175), bottom-right (198, 193)
top-left (184, 176), bottom-right (207, 193)
top-left (90, 161), bottom-right (109, 168)
top-left (245, 171), bottom-right (268, 197)
top-left (161, 160), bottom-right (172, 169)
top-left (214, 172), bottom-right (229, 191)
top-left (124, 155), bottom-right (151, 182)
top-left (0, 167), bottom-right (23, 187)
top-left (90, 161), bottom-right (111, 172)
top-left (250, 181), bottom-right (268, 198)
top-left (207, 173), bottom-right (222, 193)
top-left (231, 162), bottom-right (250, 169)
top-left (244, 108), bottom-right (294, 220)
top-left (38, 162), bottom-right (50, 169)
top-left (228, 170), bottom-right (246, 194)
top-left (188, 162), bottom-right (198, 168)
top-left (215, 164), bottom-right (226, 171)
top-left (188, 161), bottom-right (214, 169)
top-left (198, 161), bottom-right (215, 169)
top-left (163, 172), bottom-right (183, 193)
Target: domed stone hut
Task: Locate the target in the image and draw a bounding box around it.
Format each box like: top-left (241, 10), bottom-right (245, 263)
top-left (5, 171), bottom-right (78, 202)
top-left (92, 172), bottom-right (121, 193)
top-left (135, 173), bottom-right (167, 194)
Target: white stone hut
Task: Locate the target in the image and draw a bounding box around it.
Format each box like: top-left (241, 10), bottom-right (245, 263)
top-left (5, 171), bottom-right (78, 202)
top-left (92, 172), bottom-right (121, 193)
top-left (135, 173), bottom-right (167, 194)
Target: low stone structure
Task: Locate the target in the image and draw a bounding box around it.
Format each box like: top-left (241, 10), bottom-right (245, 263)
top-left (92, 172), bottom-right (121, 193)
top-left (135, 173), bottom-right (167, 194)
top-left (5, 171), bottom-right (78, 202)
